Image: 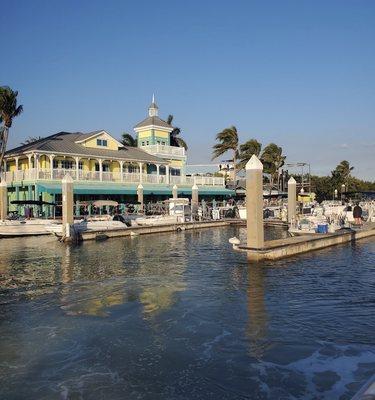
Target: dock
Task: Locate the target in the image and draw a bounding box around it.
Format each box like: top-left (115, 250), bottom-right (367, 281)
top-left (238, 223), bottom-right (375, 261)
top-left (79, 219), bottom-right (234, 241)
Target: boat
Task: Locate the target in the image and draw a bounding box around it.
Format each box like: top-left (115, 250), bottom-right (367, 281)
top-left (0, 219), bottom-right (62, 237)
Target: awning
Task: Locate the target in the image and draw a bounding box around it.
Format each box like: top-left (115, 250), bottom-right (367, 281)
top-left (36, 183), bottom-right (235, 197)
top-left (37, 183), bottom-right (137, 195)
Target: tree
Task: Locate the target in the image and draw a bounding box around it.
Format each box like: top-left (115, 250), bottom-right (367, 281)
top-left (121, 132), bottom-right (137, 147)
top-left (21, 136), bottom-right (43, 146)
top-left (212, 126), bottom-right (239, 183)
top-left (0, 86), bottom-right (23, 175)
top-left (167, 115), bottom-right (188, 150)
top-left (237, 139), bottom-right (262, 171)
top-left (260, 143), bottom-right (286, 192)
top-left (331, 160), bottom-right (354, 190)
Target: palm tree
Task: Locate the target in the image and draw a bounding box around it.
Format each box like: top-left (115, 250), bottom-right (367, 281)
top-left (21, 136), bottom-right (43, 146)
top-left (0, 86), bottom-right (23, 175)
top-left (237, 139), bottom-right (262, 171)
top-left (261, 143), bottom-right (286, 192)
top-left (332, 160), bottom-right (354, 190)
top-left (167, 115), bottom-right (188, 150)
top-left (212, 126), bottom-right (239, 183)
top-left (121, 132), bottom-right (137, 147)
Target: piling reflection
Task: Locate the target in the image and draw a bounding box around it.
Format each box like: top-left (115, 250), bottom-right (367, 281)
top-left (246, 264), bottom-right (268, 359)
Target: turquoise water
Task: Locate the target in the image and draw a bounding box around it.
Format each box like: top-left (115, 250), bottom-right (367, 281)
top-left (0, 227), bottom-right (374, 399)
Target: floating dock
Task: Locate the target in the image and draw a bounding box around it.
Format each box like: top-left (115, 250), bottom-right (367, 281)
top-left (238, 223), bottom-right (375, 261)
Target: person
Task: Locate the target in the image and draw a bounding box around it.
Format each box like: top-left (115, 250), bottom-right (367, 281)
top-left (353, 202), bottom-right (363, 226)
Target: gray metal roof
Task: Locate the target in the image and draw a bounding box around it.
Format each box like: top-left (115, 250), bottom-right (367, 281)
top-left (134, 116), bottom-right (172, 129)
top-left (5, 132), bottom-right (167, 164)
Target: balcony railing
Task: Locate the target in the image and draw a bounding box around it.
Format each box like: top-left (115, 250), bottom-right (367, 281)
top-left (0, 168), bottom-right (225, 186)
top-left (140, 144), bottom-right (185, 157)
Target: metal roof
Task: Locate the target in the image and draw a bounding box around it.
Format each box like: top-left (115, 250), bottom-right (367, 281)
top-left (134, 116), bottom-right (172, 129)
top-left (5, 131), bottom-right (166, 164)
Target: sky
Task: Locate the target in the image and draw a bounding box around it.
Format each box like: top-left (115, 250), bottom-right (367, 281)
top-left (1, 0), bottom-right (374, 180)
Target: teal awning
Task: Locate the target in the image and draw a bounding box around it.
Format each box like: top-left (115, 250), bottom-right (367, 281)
top-left (36, 183), bottom-right (235, 197)
top-left (37, 183), bottom-right (137, 195)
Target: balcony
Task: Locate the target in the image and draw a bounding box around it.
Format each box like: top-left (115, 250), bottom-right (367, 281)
top-left (1, 168), bottom-right (225, 186)
top-left (140, 144), bottom-right (186, 157)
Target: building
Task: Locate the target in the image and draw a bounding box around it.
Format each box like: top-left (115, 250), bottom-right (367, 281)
top-left (1, 98), bottom-right (233, 215)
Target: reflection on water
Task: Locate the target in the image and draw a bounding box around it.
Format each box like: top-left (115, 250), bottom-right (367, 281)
top-left (0, 227), bottom-right (374, 399)
top-left (247, 265), bottom-right (268, 360)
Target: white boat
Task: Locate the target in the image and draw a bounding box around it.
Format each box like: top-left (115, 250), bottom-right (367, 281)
top-left (0, 219), bottom-right (62, 237)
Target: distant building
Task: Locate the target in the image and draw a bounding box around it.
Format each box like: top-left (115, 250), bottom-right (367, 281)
top-left (218, 160), bottom-right (235, 180)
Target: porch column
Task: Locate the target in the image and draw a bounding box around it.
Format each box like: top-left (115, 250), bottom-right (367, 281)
top-left (35, 154), bottom-right (40, 179)
top-left (15, 157), bottom-right (19, 171)
top-left (99, 159), bottom-right (103, 181)
top-left (156, 164), bottom-right (160, 183)
top-left (49, 154), bottom-right (55, 180)
top-left (139, 162), bottom-right (143, 183)
top-left (75, 157), bottom-right (80, 181)
top-left (119, 161), bottom-right (124, 182)
top-left (27, 154), bottom-right (32, 180)
top-left (166, 165), bottom-right (170, 184)
top-left (0, 180), bottom-right (7, 221)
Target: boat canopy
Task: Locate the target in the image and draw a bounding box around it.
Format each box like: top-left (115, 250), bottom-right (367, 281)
top-left (93, 200), bottom-right (119, 207)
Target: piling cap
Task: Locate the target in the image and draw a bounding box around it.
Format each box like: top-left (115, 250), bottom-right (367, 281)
top-left (173, 184), bottom-right (178, 190)
top-left (192, 184), bottom-right (199, 190)
top-left (246, 155), bottom-right (263, 170)
top-left (62, 174), bottom-right (74, 183)
top-left (137, 183), bottom-right (143, 190)
top-left (288, 176), bottom-right (296, 184)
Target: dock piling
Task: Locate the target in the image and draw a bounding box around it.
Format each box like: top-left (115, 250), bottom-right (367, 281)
top-left (172, 184), bottom-right (178, 199)
top-left (246, 155), bottom-right (264, 249)
top-left (0, 180), bottom-right (7, 222)
top-left (62, 174), bottom-right (74, 238)
top-left (192, 184), bottom-right (198, 206)
top-left (288, 177), bottom-right (297, 223)
top-left (137, 184), bottom-right (144, 211)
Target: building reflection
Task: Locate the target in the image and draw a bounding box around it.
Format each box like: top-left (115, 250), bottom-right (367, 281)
top-left (58, 232), bottom-right (187, 318)
top-left (246, 264), bottom-right (268, 359)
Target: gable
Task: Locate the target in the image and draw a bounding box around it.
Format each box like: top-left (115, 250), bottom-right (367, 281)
top-left (76, 131), bottom-right (123, 151)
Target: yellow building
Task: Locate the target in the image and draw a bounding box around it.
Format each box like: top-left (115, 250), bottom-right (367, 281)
top-left (1, 98), bottom-right (232, 216)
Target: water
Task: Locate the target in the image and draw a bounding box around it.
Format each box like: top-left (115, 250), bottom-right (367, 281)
top-left (0, 227), bottom-right (374, 400)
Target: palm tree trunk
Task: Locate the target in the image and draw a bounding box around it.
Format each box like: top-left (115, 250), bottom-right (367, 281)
top-left (0, 126), bottom-right (9, 178)
top-left (233, 149), bottom-right (236, 192)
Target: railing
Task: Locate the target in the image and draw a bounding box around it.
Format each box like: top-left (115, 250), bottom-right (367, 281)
top-left (0, 169), bottom-right (225, 186)
top-left (140, 144), bottom-right (185, 157)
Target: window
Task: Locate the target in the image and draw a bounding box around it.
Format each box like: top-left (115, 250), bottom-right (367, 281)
top-left (141, 141), bottom-right (145, 146)
top-left (146, 141), bottom-right (149, 145)
top-left (97, 138), bottom-right (108, 147)
top-left (78, 161), bottom-right (83, 170)
top-left (61, 160), bottom-right (74, 169)
top-left (53, 160), bottom-right (59, 169)
top-left (95, 163), bottom-right (100, 172)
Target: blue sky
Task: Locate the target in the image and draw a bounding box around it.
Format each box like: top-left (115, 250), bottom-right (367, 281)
top-left (1, 0), bottom-right (374, 179)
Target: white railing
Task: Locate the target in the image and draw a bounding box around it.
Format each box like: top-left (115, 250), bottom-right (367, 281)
top-left (0, 169), bottom-right (225, 186)
top-left (141, 144), bottom-right (185, 157)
